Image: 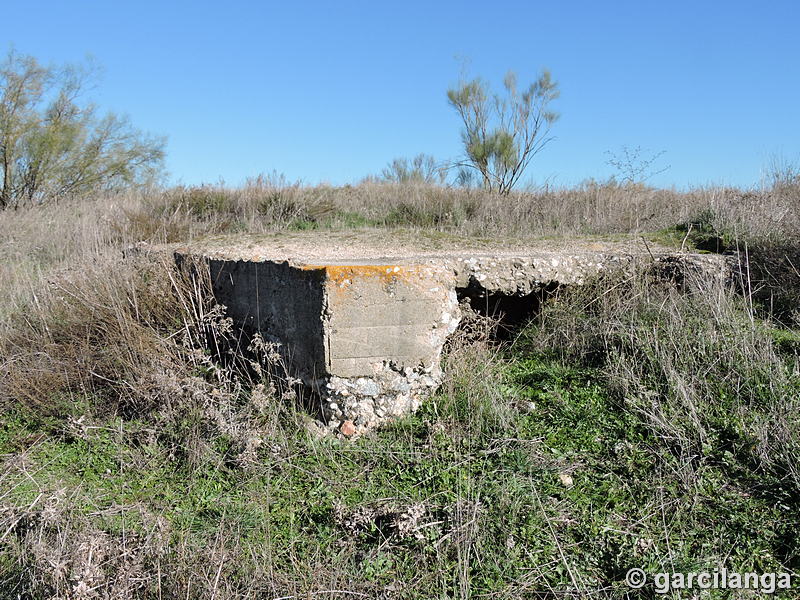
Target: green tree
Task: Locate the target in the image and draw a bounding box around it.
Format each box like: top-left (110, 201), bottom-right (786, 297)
top-left (381, 153), bottom-right (445, 184)
top-left (447, 69), bottom-right (559, 194)
top-left (0, 50), bottom-right (165, 209)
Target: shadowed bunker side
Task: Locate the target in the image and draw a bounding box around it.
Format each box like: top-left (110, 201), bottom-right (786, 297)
top-left (175, 231), bottom-right (731, 434)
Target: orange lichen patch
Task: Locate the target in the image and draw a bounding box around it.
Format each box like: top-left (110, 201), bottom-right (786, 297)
top-left (299, 264), bottom-right (426, 286)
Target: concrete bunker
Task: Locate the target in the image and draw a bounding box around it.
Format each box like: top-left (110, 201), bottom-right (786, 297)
top-left (175, 232), bottom-right (732, 435)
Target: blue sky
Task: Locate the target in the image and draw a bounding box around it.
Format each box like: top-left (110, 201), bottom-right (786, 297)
top-left (6, 0), bottom-right (799, 188)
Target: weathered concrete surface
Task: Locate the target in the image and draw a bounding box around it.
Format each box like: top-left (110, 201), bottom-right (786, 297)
top-left (204, 257), bottom-right (460, 426)
top-left (175, 231), bottom-right (731, 433)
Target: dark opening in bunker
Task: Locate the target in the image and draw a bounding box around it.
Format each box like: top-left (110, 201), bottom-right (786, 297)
top-left (456, 281), bottom-right (560, 339)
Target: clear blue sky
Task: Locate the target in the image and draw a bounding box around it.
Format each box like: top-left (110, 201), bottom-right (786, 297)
top-left (7, 0), bottom-right (799, 189)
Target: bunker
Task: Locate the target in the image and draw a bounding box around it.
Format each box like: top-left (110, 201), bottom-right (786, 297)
top-left (175, 231), bottom-right (730, 434)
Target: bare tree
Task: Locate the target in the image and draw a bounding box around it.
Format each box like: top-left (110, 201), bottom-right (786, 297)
top-left (447, 69), bottom-right (559, 194)
top-left (605, 145), bottom-right (670, 185)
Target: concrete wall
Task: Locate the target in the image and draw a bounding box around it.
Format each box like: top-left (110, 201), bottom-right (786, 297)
top-left (314, 264), bottom-right (459, 378)
top-left (208, 259), bottom-right (327, 383)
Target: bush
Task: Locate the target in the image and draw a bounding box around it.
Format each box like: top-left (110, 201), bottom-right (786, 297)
top-left (519, 268), bottom-right (800, 497)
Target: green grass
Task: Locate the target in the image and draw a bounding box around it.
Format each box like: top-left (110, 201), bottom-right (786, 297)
top-left (3, 338), bottom-right (798, 598)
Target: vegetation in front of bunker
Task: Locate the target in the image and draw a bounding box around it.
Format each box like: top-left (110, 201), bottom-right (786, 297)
top-left (1, 250), bottom-right (799, 597)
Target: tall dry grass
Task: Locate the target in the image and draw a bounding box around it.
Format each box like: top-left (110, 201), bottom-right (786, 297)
top-left (2, 178), bottom-right (797, 325)
top-left (520, 265), bottom-right (800, 495)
